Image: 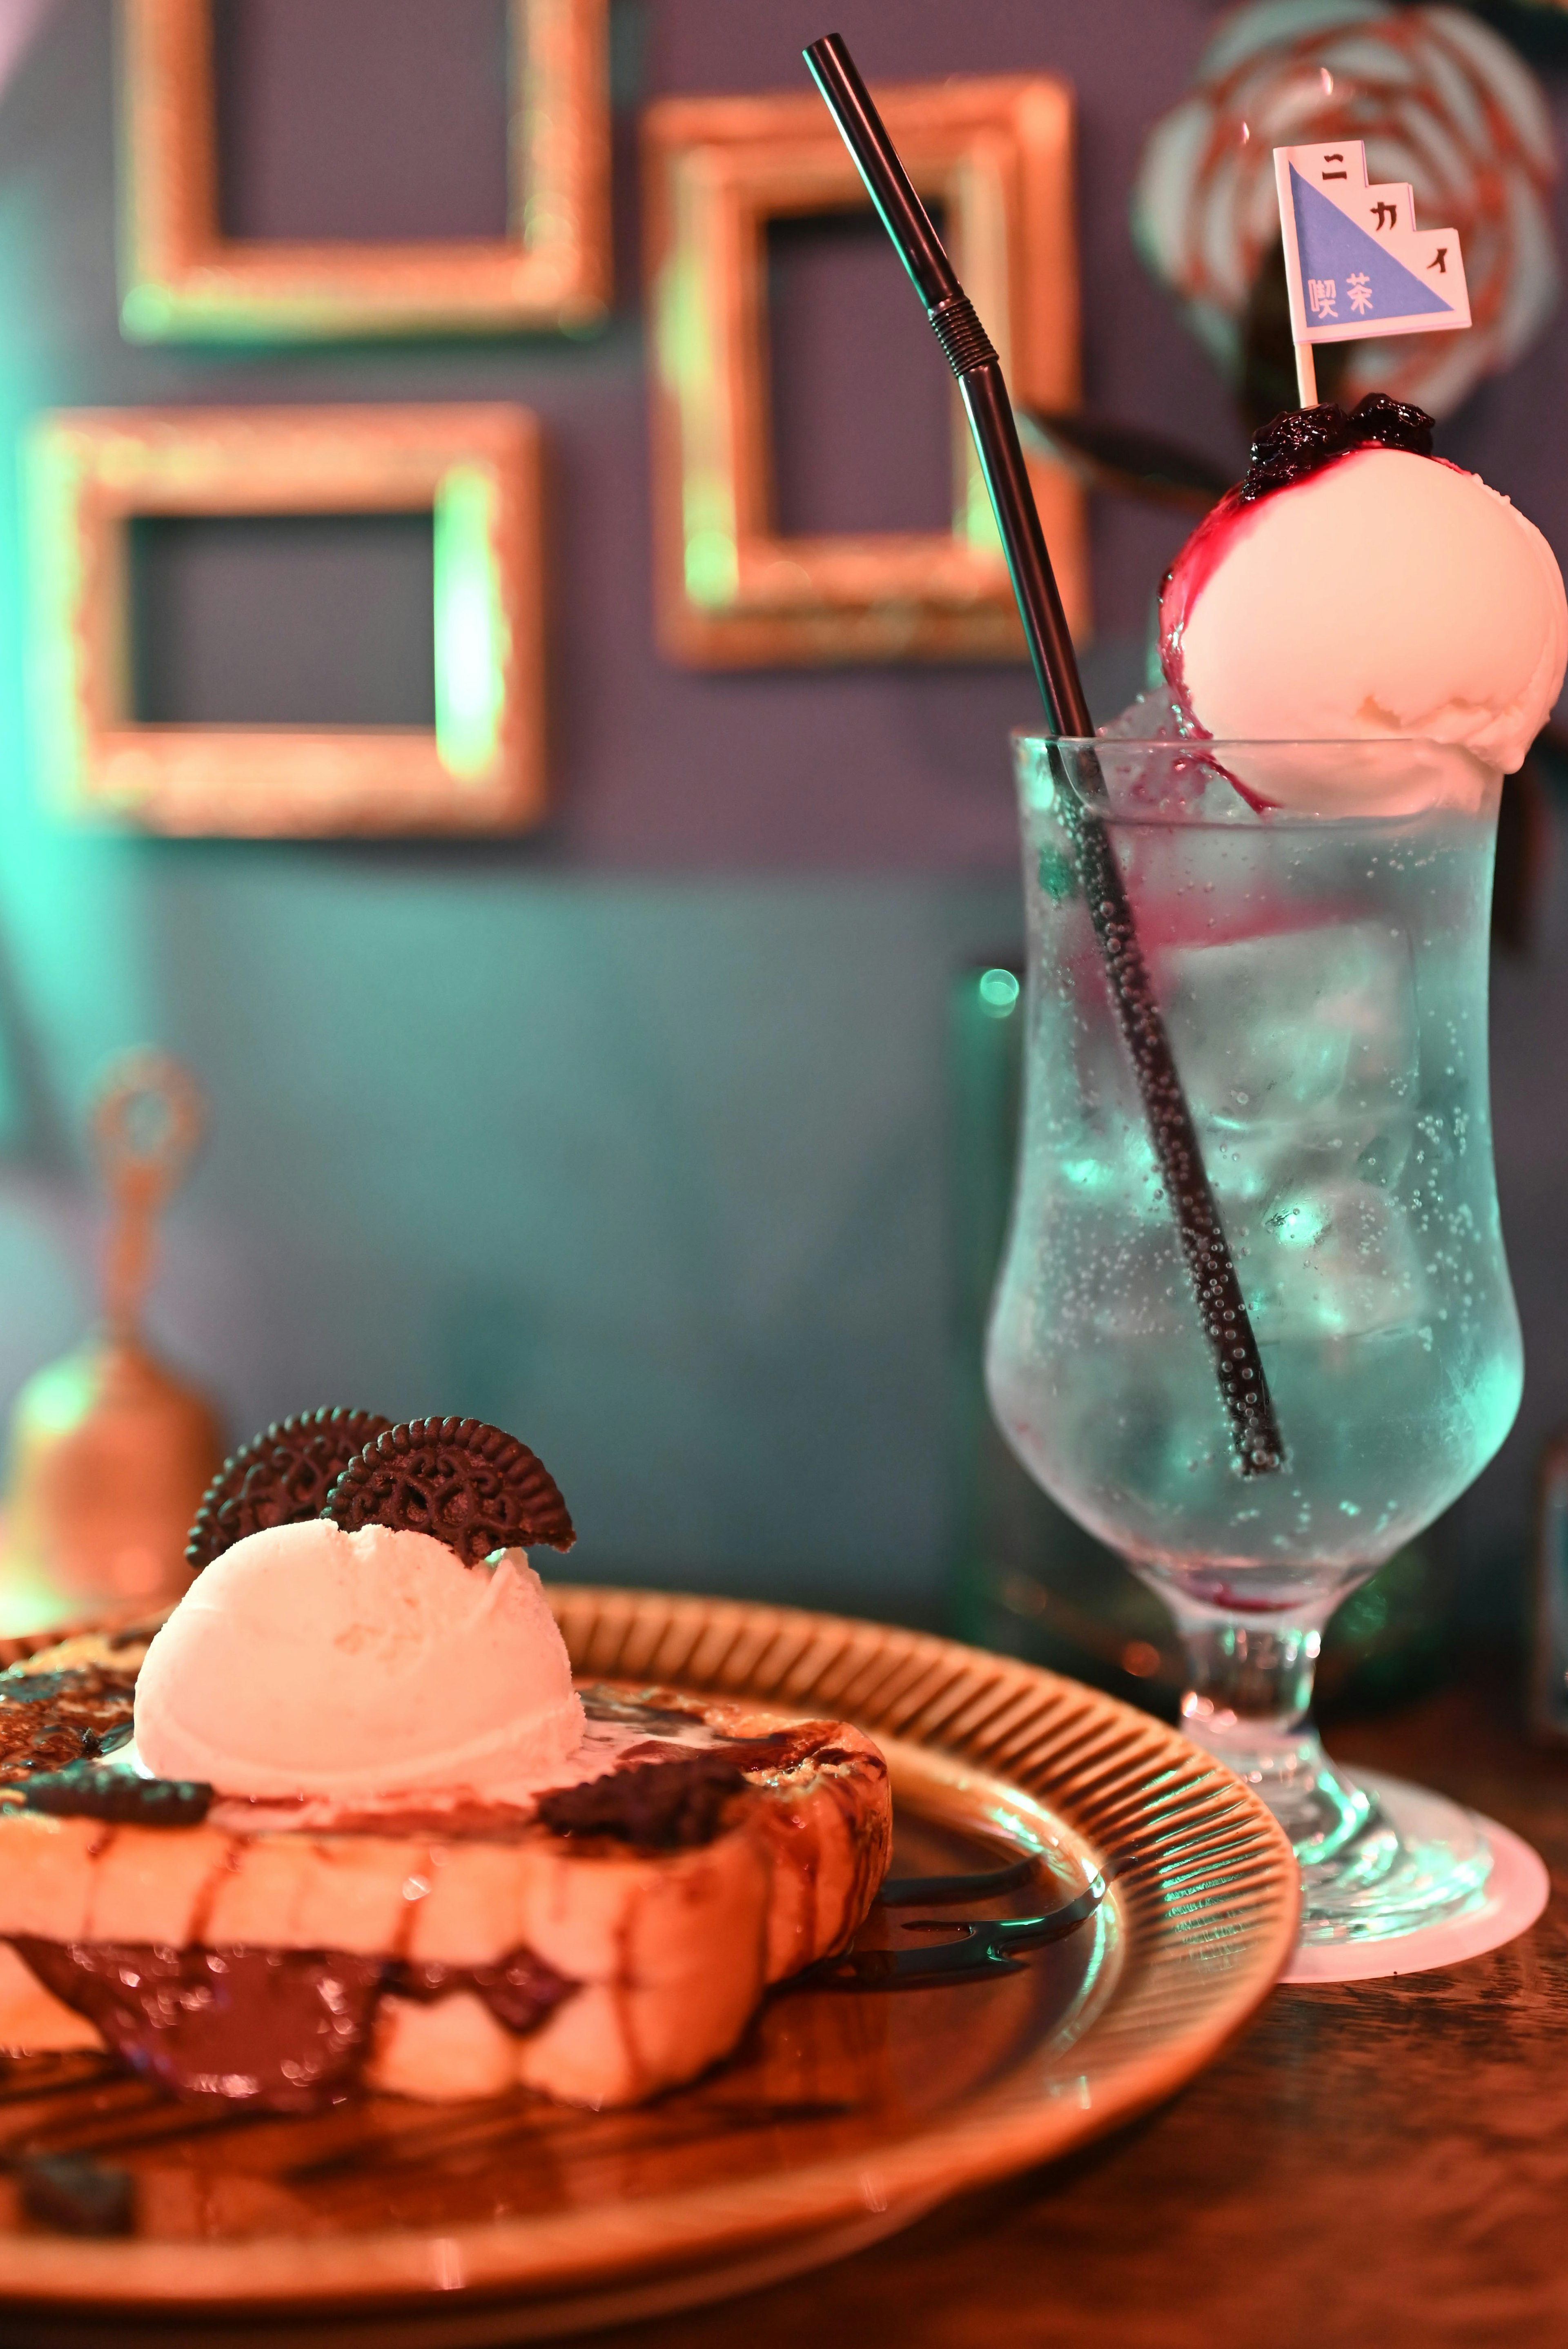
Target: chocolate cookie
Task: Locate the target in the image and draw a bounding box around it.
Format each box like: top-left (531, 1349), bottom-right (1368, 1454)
top-left (185, 1408), bottom-right (393, 1574)
top-left (21, 1764), bottom-right (212, 1826)
top-left (323, 1417), bottom-right (575, 1564)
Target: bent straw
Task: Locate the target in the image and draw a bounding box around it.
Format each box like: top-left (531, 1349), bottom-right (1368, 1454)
top-left (804, 32), bottom-right (1283, 1476)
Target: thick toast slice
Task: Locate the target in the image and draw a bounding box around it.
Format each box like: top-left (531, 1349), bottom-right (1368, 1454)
top-left (0, 1645), bottom-right (890, 2109)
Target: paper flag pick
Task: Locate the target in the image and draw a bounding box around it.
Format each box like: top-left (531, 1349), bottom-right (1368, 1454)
top-left (1274, 142), bottom-right (1470, 346)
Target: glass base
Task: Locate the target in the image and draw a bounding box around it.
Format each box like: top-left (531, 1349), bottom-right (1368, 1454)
top-left (1182, 1718), bottom-right (1492, 1948)
top-left (1285, 1776), bottom-right (1549, 1983)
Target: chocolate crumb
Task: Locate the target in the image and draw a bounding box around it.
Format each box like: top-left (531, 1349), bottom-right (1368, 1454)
top-left (18, 2152), bottom-right (134, 2238)
top-left (0, 1666), bottom-right (138, 1788)
top-left (0, 1666), bottom-right (138, 1708)
top-left (537, 1754), bottom-right (747, 1850)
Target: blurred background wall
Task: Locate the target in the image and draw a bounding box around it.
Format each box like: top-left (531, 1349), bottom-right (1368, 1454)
top-left (0, 0), bottom-right (1564, 1632)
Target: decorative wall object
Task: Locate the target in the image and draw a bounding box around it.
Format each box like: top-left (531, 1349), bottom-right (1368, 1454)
top-left (0, 1050), bottom-right (223, 1635)
top-left (1133, 0), bottom-right (1558, 424)
top-left (644, 76), bottom-right (1085, 668)
top-left (117, 0), bottom-right (610, 341)
top-left (27, 403), bottom-right (545, 835)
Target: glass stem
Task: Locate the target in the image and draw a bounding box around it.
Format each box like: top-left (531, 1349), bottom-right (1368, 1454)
top-left (1167, 1598), bottom-right (1371, 1865)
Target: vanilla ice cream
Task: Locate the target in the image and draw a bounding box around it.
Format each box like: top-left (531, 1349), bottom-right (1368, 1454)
top-left (134, 1520), bottom-right (586, 1804)
top-left (1160, 444), bottom-right (1567, 806)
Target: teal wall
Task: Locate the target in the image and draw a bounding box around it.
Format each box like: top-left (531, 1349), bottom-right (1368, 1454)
top-left (0, 846), bottom-right (1018, 1621)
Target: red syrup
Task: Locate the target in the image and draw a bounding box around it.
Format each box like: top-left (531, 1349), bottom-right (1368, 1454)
top-left (1156, 394), bottom-right (1439, 780)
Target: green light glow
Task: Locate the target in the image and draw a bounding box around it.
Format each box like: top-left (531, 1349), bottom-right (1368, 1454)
top-left (654, 251), bottom-right (739, 610)
top-left (433, 465), bottom-right (508, 781)
top-left (684, 526), bottom-right (738, 606)
top-left (1060, 1156), bottom-right (1117, 1193)
top-left (978, 968), bottom-right (1020, 1016)
top-left (7, 419), bottom-right (160, 1102)
top-left (119, 281), bottom-right (175, 342)
top-left (24, 421), bottom-right (89, 808)
top-left (960, 449), bottom-right (1003, 556)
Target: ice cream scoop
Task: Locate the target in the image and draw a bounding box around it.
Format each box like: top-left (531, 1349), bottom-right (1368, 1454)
top-left (1160, 433), bottom-right (1567, 809)
top-left (134, 1519), bottom-right (586, 1803)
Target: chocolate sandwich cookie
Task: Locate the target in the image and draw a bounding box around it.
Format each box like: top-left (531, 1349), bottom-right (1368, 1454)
top-left (22, 1763), bottom-right (212, 1825)
top-left (185, 1407), bottom-right (392, 1573)
top-left (323, 1417), bottom-right (576, 1564)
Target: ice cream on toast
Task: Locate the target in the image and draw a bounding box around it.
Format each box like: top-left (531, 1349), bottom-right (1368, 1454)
top-left (0, 1415), bottom-right (891, 2110)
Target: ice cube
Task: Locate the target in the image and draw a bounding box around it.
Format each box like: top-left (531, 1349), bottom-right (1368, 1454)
top-left (1098, 686), bottom-right (1186, 741)
top-left (1244, 1175), bottom-right (1428, 1339)
top-left (1160, 923), bottom-right (1419, 1133)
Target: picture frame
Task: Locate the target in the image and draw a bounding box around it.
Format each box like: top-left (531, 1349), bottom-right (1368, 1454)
top-left (27, 404), bottom-right (546, 836)
top-left (643, 76), bottom-right (1085, 668)
top-left (117, 0), bottom-right (610, 341)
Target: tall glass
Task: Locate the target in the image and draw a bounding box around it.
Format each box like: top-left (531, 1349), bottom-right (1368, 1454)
top-left (986, 737), bottom-right (1521, 1948)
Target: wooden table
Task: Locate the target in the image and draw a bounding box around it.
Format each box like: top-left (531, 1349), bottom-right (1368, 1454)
top-left (591, 1675), bottom-right (1568, 2349)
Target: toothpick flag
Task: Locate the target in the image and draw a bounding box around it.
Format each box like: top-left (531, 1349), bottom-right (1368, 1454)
top-left (1274, 141), bottom-right (1470, 348)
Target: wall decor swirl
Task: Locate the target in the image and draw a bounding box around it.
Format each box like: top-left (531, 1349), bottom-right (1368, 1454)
top-left (1132, 0), bottom-right (1557, 424)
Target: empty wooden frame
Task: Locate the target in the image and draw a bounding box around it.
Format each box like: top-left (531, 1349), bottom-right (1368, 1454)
top-left (27, 404), bottom-right (545, 835)
top-left (644, 76), bottom-right (1085, 668)
top-left (118, 0), bottom-right (610, 341)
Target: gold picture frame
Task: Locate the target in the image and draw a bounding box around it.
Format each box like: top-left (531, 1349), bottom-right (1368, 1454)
top-left (27, 404), bottom-right (546, 836)
top-left (644, 76), bottom-right (1085, 668)
top-left (118, 0), bottom-right (610, 341)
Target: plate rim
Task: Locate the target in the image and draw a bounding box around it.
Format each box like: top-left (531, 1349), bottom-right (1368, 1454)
top-left (0, 1584), bottom-right (1299, 2315)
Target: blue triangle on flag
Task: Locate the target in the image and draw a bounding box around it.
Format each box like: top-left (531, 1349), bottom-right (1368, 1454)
top-left (1290, 166), bottom-right (1454, 323)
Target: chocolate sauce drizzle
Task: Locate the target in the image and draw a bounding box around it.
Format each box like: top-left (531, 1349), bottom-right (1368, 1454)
top-left (14, 1936), bottom-right (577, 2111)
top-left (393, 1950), bottom-right (574, 2036)
top-left (15, 1939), bottom-right (386, 2111)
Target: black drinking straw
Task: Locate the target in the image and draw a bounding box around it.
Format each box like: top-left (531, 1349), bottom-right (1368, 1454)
top-left (804, 33), bottom-right (1283, 1477)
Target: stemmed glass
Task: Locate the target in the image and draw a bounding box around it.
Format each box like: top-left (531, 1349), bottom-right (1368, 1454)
top-left (986, 735), bottom-right (1522, 1948)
